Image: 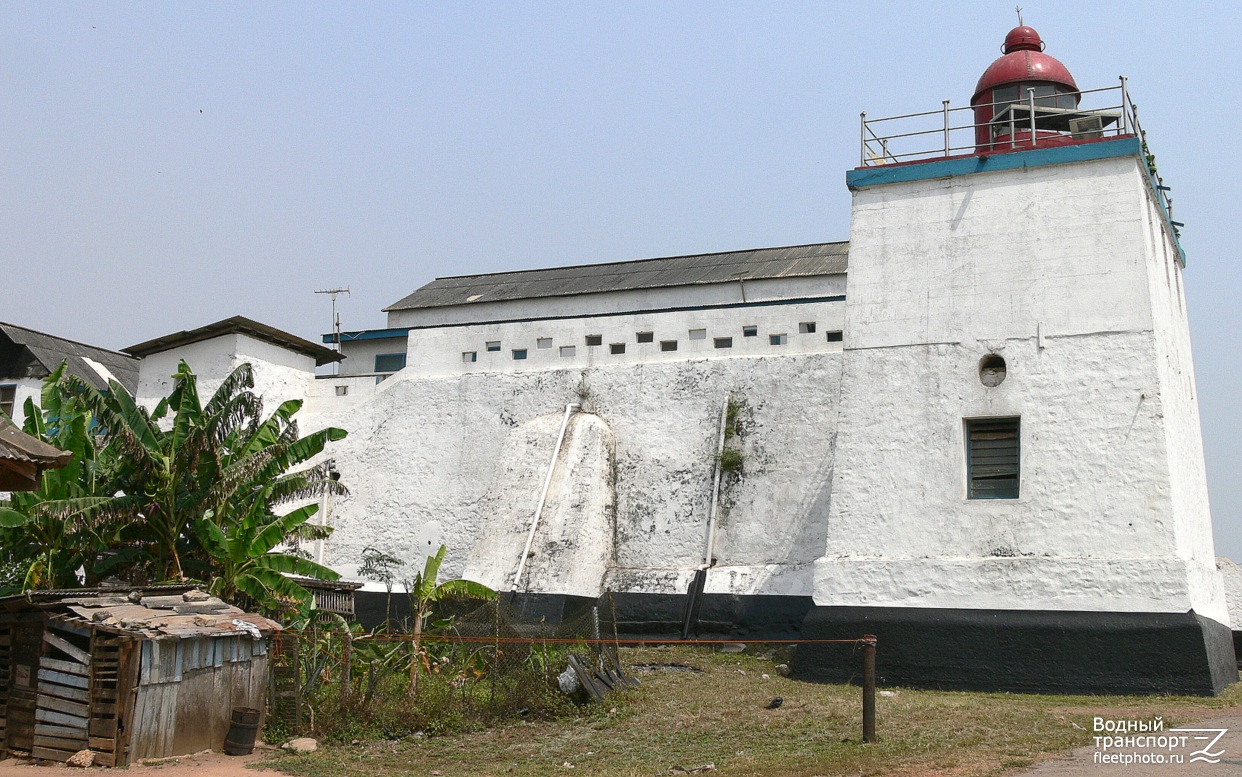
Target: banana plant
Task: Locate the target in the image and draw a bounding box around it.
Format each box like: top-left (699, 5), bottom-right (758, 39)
top-left (196, 502), bottom-right (339, 611)
top-left (0, 366), bottom-right (121, 592)
top-left (403, 544), bottom-right (495, 694)
top-left (60, 360), bottom-right (347, 590)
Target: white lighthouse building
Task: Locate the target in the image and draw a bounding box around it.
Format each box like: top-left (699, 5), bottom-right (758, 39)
top-left (112, 24), bottom-right (1234, 693)
top-left (795, 26), bottom-right (1233, 694)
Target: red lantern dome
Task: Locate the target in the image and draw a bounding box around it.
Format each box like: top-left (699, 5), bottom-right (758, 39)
top-left (971, 26), bottom-right (1081, 152)
top-left (973, 26), bottom-right (1078, 99)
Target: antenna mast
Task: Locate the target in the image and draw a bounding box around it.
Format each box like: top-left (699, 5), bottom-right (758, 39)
top-left (315, 287), bottom-right (351, 374)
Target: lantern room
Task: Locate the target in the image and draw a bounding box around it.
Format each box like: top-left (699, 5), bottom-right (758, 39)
top-left (971, 25), bottom-right (1110, 152)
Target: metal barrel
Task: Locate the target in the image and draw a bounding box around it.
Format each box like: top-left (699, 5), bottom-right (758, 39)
top-left (223, 706), bottom-right (262, 756)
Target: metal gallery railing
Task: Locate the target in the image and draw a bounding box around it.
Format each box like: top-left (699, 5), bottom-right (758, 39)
top-left (860, 78), bottom-right (1138, 166)
top-left (858, 78), bottom-right (1181, 234)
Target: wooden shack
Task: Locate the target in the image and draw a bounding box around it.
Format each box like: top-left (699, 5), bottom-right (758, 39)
top-left (0, 586), bottom-right (280, 766)
top-left (0, 415), bottom-right (71, 491)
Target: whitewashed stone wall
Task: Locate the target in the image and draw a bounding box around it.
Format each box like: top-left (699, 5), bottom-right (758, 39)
top-left (4, 378), bottom-right (44, 426)
top-left (136, 333), bottom-right (316, 409)
top-left (300, 351), bottom-right (841, 598)
top-left (818, 153), bottom-right (1228, 624)
top-left (341, 298), bottom-right (845, 379)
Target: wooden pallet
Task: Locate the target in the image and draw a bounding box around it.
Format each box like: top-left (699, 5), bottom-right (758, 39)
top-left (86, 632), bottom-right (126, 767)
top-left (31, 622), bottom-right (91, 762)
top-left (0, 627), bottom-right (11, 750)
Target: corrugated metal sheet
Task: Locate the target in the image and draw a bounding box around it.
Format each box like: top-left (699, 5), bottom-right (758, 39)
top-left (0, 322), bottom-right (139, 392)
top-left (384, 241), bottom-right (849, 311)
top-left (0, 587), bottom-right (281, 639)
top-left (0, 417), bottom-right (71, 466)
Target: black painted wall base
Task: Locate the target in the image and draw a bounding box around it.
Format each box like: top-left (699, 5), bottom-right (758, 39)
top-left (793, 606), bottom-right (1238, 696)
top-left (609, 592), bottom-right (815, 640)
top-left (355, 590), bottom-right (608, 632)
top-left (356, 590), bottom-right (1236, 695)
top-left (356, 589), bottom-right (814, 638)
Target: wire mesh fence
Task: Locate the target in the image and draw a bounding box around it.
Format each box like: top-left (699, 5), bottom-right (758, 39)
top-left (266, 592), bottom-right (636, 740)
top-left (266, 593), bottom-right (878, 743)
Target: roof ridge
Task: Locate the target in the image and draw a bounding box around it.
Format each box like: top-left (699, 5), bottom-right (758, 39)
top-left (0, 321), bottom-right (138, 360)
top-left (423, 241), bottom-right (848, 283)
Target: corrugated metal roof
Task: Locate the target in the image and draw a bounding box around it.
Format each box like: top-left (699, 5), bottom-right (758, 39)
top-left (384, 241), bottom-right (849, 312)
top-left (0, 586), bottom-right (282, 639)
top-left (124, 315), bottom-right (344, 367)
top-left (0, 322), bottom-right (140, 392)
top-left (0, 415), bottom-right (72, 490)
top-left (0, 416), bottom-right (72, 466)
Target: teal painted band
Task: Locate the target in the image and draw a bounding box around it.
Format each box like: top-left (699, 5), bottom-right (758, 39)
top-left (846, 137), bottom-right (1143, 190)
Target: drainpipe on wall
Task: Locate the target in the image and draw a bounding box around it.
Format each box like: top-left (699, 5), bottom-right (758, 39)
top-left (316, 463), bottom-right (340, 567)
top-left (512, 403), bottom-right (580, 593)
top-left (316, 487), bottom-right (332, 567)
top-left (683, 399), bottom-right (730, 640)
top-left (702, 398), bottom-right (730, 568)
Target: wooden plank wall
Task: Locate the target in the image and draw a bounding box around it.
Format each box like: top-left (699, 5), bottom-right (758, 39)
top-left (3, 620), bottom-right (44, 756)
top-left (129, 636), bottom-right (268, 761)
top-left (85, 630), bottom-right (128, 767)
top-left (0, 623), bottom-right (10, 751)
top-left (30, 619), bottom-right (92, 762)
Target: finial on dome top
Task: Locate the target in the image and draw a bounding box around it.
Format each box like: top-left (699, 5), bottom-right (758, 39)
top-left (1016, 5), bottom-right (1023, 26)
top-left (1003, 24), bottom-right (1045, 54)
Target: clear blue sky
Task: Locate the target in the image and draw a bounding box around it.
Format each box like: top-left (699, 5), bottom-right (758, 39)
top-left (3, 2), bottom-right (1239, 559)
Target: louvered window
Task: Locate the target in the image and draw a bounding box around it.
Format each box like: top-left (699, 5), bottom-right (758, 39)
top-left (966, 417), bottom-right (1020, 499)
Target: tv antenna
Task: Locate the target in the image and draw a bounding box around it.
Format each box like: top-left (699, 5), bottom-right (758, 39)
top-left (315, 287), bottom-right (350, 374)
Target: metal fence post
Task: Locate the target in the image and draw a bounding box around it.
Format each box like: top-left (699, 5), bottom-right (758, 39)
top-left (942, 101), bottom-right (951, 156)
top-left (1119, 76), bottom-right (1129, 136)
top-left (862, 635), bottom-right (877, 743)
top-left (860, 112), bottom-right (867, 166)
top-left (1027, 87), bottom-right (1037, 147)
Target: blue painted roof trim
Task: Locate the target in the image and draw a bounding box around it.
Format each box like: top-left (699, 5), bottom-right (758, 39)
top-left (323, 328), bottom-right (411, 344)
top-left (845, 135), bottom-right (1187, 265)
top-left (845, 137), bottom-right (1143, 190)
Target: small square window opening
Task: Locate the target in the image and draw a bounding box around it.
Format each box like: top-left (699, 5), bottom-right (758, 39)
top-left (462, 351), bottom-right (478, 363)
top-left (689, 328), bottom-right (707, 340)
top-left (769, 334), bottom-right (788, 346)
top-left (610, 343), bottom-right (626, 355)
top-left (512, 349), bottom-right (528, 360)
top-left (825, 331), bottom-right (843, 342)
top-left (636, 331), bottom-right (654, 343)
top-left (799, 322), bottom-right (817, 334)
top-left (0, 384), bottom-right (15, 418)
top-left (586, 334), bottom-right (603, 346)
top-left (660, 340), bottom-right (678, 352)
top-left (374, 353), bottom-right (407, 373)
top-left (334, 385), bottom-right (349, 397)
top-left (742, 326), bottom-right (758, 337)
top-left (714, 337), bottom-right (733, 349)
top-left (486, 341), bottom-right (501, 352)
top-left (560, 345), bottom-right (576, 357)
top-left (537, 338), bottom-right (553, 349)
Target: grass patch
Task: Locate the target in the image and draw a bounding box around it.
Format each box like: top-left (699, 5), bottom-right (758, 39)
top-left (263, 644), bottom-right (1242, 777)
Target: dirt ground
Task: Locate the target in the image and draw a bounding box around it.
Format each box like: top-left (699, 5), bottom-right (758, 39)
top-left (0, 746), bottom-right (286, 776)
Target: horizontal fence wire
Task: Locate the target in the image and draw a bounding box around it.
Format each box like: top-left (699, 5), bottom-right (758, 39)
top-left (266, 592), bottom-right (877, 743)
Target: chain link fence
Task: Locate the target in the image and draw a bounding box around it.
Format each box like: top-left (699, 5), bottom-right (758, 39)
top-left (266, 593), bottom-right (634, 741)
